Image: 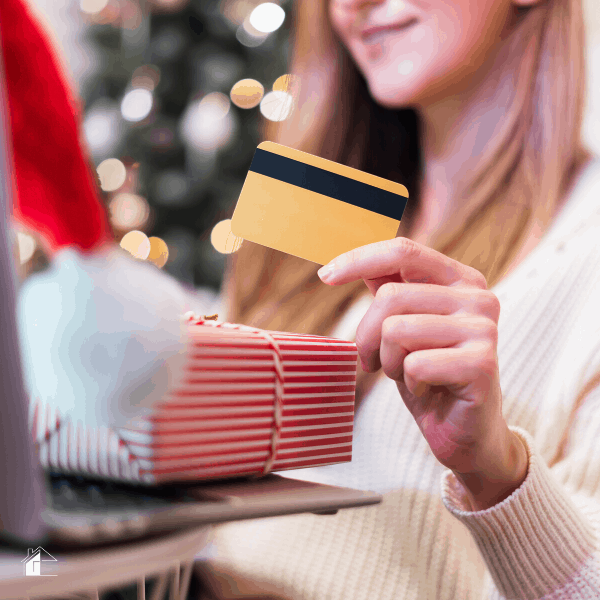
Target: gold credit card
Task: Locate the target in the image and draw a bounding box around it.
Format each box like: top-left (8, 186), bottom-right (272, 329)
top-left (230, 141), bottom-right (409, 266)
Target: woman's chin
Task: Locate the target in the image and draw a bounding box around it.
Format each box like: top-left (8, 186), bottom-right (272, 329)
top-left (366, 81), bottom-right (417, 110)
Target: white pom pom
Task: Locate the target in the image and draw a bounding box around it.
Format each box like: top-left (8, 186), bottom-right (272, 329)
top-left (17, 247), bottom-right (193, 429)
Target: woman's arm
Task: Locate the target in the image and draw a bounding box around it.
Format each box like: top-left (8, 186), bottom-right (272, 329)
top-left (441, 371), bottom-right (600, 598)
top-left (317, 236), bottom-right (600, 599)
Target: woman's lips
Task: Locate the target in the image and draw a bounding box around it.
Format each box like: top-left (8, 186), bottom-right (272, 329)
top-left (361, 18), bottom-right (419, 45)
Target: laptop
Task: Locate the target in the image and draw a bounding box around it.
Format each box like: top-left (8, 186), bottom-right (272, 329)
top-left (0, 53), bottom-right (380, 554)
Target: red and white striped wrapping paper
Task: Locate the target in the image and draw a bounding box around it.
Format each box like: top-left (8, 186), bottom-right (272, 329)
top-left (30, 317), bottom-right (358, 484)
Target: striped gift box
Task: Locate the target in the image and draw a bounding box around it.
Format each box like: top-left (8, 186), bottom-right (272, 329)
top-left (30, 316), bottom-right (358, 485)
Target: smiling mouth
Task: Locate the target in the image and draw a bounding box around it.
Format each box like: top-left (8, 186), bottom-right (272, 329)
top-left (362, 18), bottom-right (419, 45)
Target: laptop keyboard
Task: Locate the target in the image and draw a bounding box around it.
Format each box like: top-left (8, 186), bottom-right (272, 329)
top-left (47, 473), bottom-right (195, 512)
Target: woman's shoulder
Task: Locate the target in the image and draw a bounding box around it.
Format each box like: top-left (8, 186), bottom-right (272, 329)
top-left (544, 154), bottom-right (600, 244)
top-left (573, 154), bottom-right (600, 196)
top-left (569, 154), bottom-right (600, 205)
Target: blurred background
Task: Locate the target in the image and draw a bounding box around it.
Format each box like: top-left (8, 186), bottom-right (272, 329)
top-left (13, 0), bottom-right (600, 300)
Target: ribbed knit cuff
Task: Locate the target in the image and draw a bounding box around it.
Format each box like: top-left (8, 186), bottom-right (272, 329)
top-left (440, 426), bottom-right (597, 599)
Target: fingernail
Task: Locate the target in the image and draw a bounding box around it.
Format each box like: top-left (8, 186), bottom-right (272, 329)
top-left (318, 263), bottom-right (335, 281)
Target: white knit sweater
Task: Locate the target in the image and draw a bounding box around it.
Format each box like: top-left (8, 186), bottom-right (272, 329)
top-left (199, 156), bottom-right (600, 599)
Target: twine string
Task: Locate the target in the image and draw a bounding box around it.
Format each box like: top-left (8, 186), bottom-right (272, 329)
top-left (184, 312), bottom-right (284, 476)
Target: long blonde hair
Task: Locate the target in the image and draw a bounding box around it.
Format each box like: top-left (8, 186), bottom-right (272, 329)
top-left (222, 0), bottom-right (589, 406)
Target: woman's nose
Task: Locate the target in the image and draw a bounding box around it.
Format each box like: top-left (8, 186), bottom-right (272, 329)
top-left (331, 0), bottom-right (407, 19)
top-left (331, 0), bottom-right (388, 13)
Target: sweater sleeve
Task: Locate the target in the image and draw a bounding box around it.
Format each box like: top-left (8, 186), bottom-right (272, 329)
top-left (440, 415), bottom-right (600, 598)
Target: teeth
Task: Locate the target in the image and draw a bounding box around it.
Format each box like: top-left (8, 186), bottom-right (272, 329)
top-left (384, 0), bottom-right (407, 19)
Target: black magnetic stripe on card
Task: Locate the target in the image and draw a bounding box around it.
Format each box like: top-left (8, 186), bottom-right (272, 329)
top-left (248, 149), bottom-right (407, 222)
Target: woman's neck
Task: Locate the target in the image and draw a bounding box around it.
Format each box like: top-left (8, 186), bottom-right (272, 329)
top-left (409, 19), bottom-right (537, 247)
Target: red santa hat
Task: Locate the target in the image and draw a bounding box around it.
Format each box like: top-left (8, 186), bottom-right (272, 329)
top-left (0, 0), bottom-right (218, 445)
top-left (0, 0), bottom-right (112, 253)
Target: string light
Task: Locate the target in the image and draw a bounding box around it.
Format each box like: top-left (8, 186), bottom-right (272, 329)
top-left (97, 158), bottom-right (127, 192)
top-left (210, 219), bottom-right (243, 254)
top-left (120, 230), bottom-right (151, 260)
top-left (131, 65), bottom-right (161, 91)
top-left (121, 88), bottom-right (153, 122)
top-left (260, 90), bottom-right (293, 121)
top-left (108, 193), bottom-right (150, 230)
top-left (152, 0), bottom-right (189, 10)
top-left (147, 237), bottom-right (170, 268)
top-left (237, 17), bottom-right (269, 47)
top-left (249, 3), bottom-right (285, 33)
top-left (230, 79), bottom-right (264, 108)
top-left (80, 0), bottom-right (109, 14)
top-left (84, 102), bottom-right (121, 158)
top-left (200, 92), bottom-right (231, 117)
top-left (220, 0), bottom-right (254, 26)
top-left (84, 0), bottom-right (120, 24)
top-left (180, 94), bottom-right (235, 152)
top-left (272, 73), bottom-right (300, 98)
top-left (17, 232), bottom-right (36, 265)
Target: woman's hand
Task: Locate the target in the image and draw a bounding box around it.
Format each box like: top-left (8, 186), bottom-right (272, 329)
top-left (318, 237), bottom-right (528, 511)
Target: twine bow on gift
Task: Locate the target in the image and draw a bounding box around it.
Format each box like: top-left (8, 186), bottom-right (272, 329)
top-left (183, 312), bottom-right (284, 476)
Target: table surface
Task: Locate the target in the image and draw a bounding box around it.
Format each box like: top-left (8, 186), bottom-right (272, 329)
top-left (45, 474), bottom-right (382, 548)
top-left (0, 475), bottom-right (382, 599)
top-left (0, 525), bottom-right (211, 600)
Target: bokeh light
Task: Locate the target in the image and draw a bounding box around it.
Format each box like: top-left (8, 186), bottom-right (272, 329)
top-left (86, 0), bottom-right (120, 24)
top-left (237, 18), bottom-right (269, 47)
top-left (200, 92), bottom-right (231, 117)
top-left (80, 0), bottom-right (109, 14)
top-left (71, 0), bottom-right (295, 291)
top-left (210, 219), bottom-right (244, 254)
top-left (121, 88), bottom-right (153, 122)
top-left (132, 65), bottom-right (161, 91)
top-left (220, 0), bottom-right (254, 26)
top-left (108, 193), bottom-right (150, 230)
top-left (260, 90), bottom-right (293, 121)
top-left (272, 73), bottom-right (300, 98)
top-left (120, 230), bottom-right (151, 260)
top-left (249, 3), bottom-right (285, 33)
top-left (151, 0), bottom-right (189, 11)
top-left (230, 79), bottom-right (264, 109)
top-left (97, 158), bottom-right (127, 192)
top-left (84, 101), bottom-right (121, 158)
top-left (180, 94), bottom-right (235, 152)
top-left (147, 237), bottom-right (170, 268)
top-left (17, 232), bottom-right (36, 265)
top-left (121, 0), bottom-right (143, 30)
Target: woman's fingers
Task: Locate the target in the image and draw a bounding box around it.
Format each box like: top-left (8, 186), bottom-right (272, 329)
top-left (356, 284), bottom-right (500, 371)
top-left (374, 314), bottom-right (498, 379)
top-left (400, 343), bottom-right (500, 404)
top-left (319, 237), bottom-right (487, 290)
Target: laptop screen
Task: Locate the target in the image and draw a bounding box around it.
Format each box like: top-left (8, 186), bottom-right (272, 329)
top-left (0, 41), bottom-right (49, 546)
